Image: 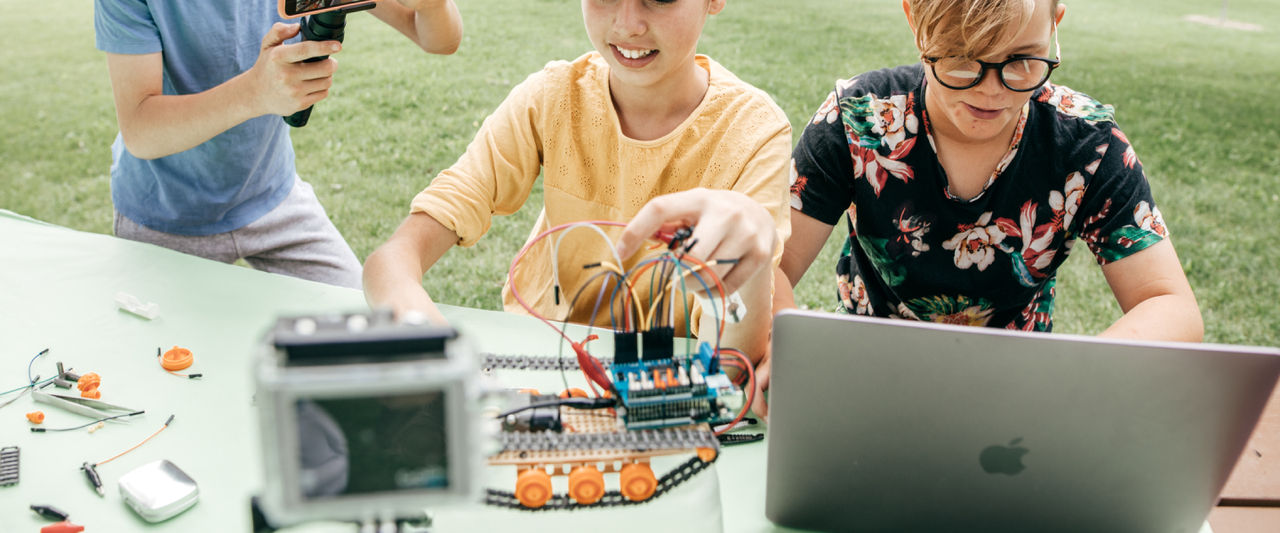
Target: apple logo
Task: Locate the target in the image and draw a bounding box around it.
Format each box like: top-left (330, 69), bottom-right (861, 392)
top-left (979, 437), bottom-right (1029, 475)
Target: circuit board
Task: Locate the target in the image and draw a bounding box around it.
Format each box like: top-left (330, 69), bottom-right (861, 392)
top-left (611, 341), bottom-right (736, 430)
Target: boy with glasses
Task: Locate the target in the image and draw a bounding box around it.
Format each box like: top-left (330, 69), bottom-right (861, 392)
top-left (760, 0), bottom-right (1203, 412)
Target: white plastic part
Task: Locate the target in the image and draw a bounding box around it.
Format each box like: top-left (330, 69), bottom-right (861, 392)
top-left (115, 291), bottom-right (159, 320)
top-left (698, 291), bottom-right (747, 324)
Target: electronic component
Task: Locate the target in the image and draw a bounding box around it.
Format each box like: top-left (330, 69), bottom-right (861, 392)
top-left (115, 291), bottom-right (159, 320)
top-left (30, 504), bottom-right (70, 521)
top-left (641, 327), bottom-right (675, 361)
top-left (52, 362), bottom-right (80, 389)
top-left (613, 331), bottom-right (639, 365)
top-left (499, 393), bottom-right (563, 432)
top-left (39, 522), bottom-right (84, 533)
top-left (716, 433), bottom-right (764, 446)
top-left (1, 446), bottom-right (18, 486)
top-left (255, 310), bottom-right (482, 527)
top-left (81, 462), bottom-right (103, 496)
top-left (610, 342), bottom-right (737, 430)
top-left (118, 459), bottom-right (199, 522)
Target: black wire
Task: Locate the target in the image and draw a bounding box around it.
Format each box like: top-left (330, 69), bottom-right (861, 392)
top-left (653, 257), bottom-right (676, 329)
top-left (560, 269), bottom-right (624, 395)
top-left (30, 410), bottom-right (146, 432)
top-left (494, 397), bottom-right (616, 419)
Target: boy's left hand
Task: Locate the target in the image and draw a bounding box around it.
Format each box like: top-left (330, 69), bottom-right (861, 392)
top-left (616, 188), bottom-right (777, 296)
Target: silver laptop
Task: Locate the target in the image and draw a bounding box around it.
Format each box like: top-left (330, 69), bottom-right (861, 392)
top-left (765, 309), bottom-right (1280, 532)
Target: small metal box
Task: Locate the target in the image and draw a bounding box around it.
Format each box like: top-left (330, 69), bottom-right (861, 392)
top-left (118, 459), bottom-right (199, 522)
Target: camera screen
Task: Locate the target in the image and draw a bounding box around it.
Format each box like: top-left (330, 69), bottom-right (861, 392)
top-left (286, 0), bottom-right (372, 17)
top-left (294, 391), bottom-right (449, 499)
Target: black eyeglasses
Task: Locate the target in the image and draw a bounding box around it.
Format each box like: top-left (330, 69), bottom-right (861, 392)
top-left (923, 55), bottom-right (1061, 92)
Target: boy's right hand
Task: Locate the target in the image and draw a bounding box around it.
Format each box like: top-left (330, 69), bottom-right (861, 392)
top-left (248, 23), bottom-right (342, 116)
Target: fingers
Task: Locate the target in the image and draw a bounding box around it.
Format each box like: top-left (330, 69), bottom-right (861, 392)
top-left (616, 199), bottom-right (695, 260)
top-left (261, 22), bottom-right (301, 50)
top-left (751, 353), bottom-right (771, 418)
top-left (274, 39), bottom-right (343, 64)
top-left (293, 56), bottom-right (339, 82)
top-left (261, 23), bottom-right (342, 64)
top-left (683, 212), bottom-right (768, 295)
top-left (618, 188), bottom-right (776, 295)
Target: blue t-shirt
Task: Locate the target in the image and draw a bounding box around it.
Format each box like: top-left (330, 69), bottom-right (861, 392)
top-left (94, 0), bottom-right (296, 236)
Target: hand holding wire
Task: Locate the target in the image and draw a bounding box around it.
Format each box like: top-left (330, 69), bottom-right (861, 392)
top-left (616, 188), bottom-right (777, 296)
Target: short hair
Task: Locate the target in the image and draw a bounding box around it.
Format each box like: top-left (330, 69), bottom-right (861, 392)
top-left (906, 0), bottom-right (1058, 59)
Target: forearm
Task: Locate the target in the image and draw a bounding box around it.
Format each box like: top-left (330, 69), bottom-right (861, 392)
top-left (114, 72), bottom-right (261, 160)
top-left (362, 241), bottom-right (448, 324)
top-left (375, 0), bottom-right (462, 54)
top-left (1099, 293), bottom-right (1204, 343)
top-left (363, 213), bottom-right (459, 324)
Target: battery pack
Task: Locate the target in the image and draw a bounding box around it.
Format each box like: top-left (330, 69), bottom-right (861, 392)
top-left (118, 460), bottom-right (199, 522)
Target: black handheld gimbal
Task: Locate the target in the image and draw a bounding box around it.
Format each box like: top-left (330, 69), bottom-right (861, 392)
top-left (283, 1), bottom-right (377, 128)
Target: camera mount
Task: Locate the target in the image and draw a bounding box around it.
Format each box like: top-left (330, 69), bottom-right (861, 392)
top-left (283, 1), bottom-right (377, 127)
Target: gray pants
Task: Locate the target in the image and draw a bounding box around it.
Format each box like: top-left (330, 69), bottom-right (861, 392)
top-left (113, 178), bottom-right (363, 289)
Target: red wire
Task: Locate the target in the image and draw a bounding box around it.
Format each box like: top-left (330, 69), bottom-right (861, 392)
top-left (673, 254), bottom-right (729, 343)
top-left (716, 348), bottom-right (752, 435)
top-left (507, 220), bottom-right (628, 393)
top-left (507, 220), bottom-right (627, 336)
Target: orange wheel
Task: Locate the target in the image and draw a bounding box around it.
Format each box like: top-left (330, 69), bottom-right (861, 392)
top-left (696, 447), bottom-right (717, 463)
top-left (515, 468), bottom-right (553, 508)
top-left (568, 466), bottom-right (605, 505)
top-left (559, 387), bottom-right (588, 399)
top-left (618, 462), bottom-right (657, 502)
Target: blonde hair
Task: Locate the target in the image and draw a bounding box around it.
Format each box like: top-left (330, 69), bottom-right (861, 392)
top-left (906, 0), bottom-right (1057, 59)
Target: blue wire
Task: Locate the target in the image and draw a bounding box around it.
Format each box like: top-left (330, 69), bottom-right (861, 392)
top-left (27, 348), bottom-right (48, 384)
top-left (660, 255), bottom-right (721, 352)
top-left (0, 376), bottom-right (55, 397)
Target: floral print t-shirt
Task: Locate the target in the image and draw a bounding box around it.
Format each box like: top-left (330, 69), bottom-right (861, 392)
top-left (790, 64), bottom-right (1168, 332)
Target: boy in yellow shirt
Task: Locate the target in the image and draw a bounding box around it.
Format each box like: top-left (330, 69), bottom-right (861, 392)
top-left (364, 0), bottom-right (790, 362)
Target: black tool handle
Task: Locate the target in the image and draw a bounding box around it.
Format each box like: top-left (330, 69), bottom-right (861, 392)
top-left (282, 10), bottom-right (349, 128)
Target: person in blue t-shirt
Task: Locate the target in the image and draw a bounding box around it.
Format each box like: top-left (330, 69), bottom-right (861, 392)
top-left (93, 0), bottom-right (462, 289)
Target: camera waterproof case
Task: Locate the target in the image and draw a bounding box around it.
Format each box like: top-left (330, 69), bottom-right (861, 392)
top-left (255, 311), bottom-right (481, 526)
top-left (118, 459), bottom-right (199, 522)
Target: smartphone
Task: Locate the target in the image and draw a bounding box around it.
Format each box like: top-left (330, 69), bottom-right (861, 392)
top-left (278, 0), bottom-right (378, 19)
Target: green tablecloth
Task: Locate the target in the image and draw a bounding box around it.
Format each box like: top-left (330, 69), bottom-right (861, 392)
top-left (0, 210), bottom-right (784, 533)
top-left (0, 210), bottom-right (1213, 533)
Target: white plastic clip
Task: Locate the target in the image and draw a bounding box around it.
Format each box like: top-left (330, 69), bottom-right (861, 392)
top-left (699, 291), bottom-right (747, 324)
top-left (115, 291), bottom-right (159, 320)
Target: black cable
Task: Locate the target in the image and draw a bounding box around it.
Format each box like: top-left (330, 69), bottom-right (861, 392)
top-left (31, 410), bottom-right (146, 432)
top-left (655, 255), bottom-right (680, 330)
top-left (560, 269), bottom-right (626, 396)
top-left (558, 269), bottom-right (623, 394)
top-left (716, 433), bottom-right (764, 446)
top-left (494, 397), bottom-right (616, 420)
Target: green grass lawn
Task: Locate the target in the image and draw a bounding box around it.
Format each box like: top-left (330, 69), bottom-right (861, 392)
top-left (1, 0), bottom-right (1276, 345)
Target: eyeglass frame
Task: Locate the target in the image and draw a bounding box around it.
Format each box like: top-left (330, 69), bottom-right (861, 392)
top-left (921, 22), bottom-right (1063, 93)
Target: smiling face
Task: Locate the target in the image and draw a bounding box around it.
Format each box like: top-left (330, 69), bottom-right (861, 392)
top-left (910, 0), bottom-right (1064, 145)
top-left (582, 0), bottom-right (725, 95)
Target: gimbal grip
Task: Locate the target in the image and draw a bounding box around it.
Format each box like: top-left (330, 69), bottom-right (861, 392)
top-left (283, 12), bottom-right (348, 128)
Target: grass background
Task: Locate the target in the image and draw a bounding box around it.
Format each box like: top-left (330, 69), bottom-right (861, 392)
top-left (1, 0), bottom-right (1276, 346)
